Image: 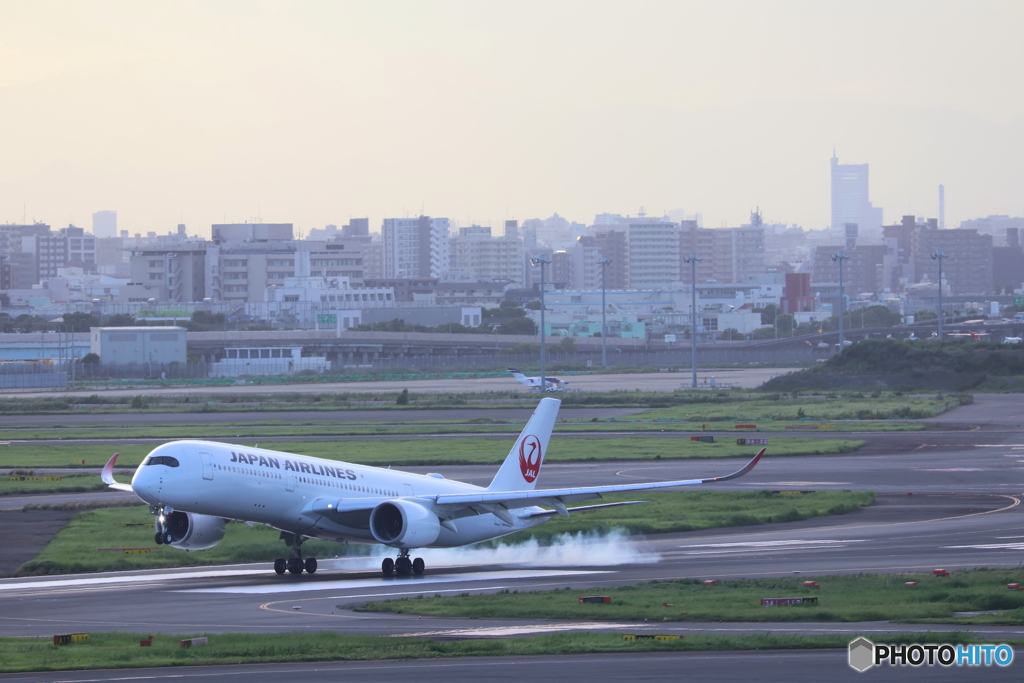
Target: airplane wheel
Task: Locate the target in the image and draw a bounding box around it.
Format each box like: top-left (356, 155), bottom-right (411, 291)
top-left (395, 557), bottom-right (412, 576)
top-left (412, 557), bottom-right (425, 575)
top-left (287, 557), bottom-right (304, 574)
top-left (163, 532), bottom-right (174, 545)
top-left (154, 532), bottom-right (164, 545)
top-left (304, 558), bottom-right (318, 574)
top-left (274, 558), bottom-right (287, 575)
top-left (381, 558), bottom-right (394, 576)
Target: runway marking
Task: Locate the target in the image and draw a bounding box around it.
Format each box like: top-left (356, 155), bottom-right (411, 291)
top-left (756, 481), bottom-right (850, 486)
top-left (0, 568), bottom-right (268, 593)
top-left (945, 542), bottom-right (1024, 551)
top-left (396, 621), bottom-right (636, 638)
top-left (677, 539), bottom-right (866, 556)
top-left (181, 569), bottom-right (613, 595)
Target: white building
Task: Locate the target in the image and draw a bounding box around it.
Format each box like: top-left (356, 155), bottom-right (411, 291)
top-left (382, 216), bottom-right (450, 279)
top-left (263, 276), bottom-right (394, 329)
top-left (210, 346), bottom-right (327, 377)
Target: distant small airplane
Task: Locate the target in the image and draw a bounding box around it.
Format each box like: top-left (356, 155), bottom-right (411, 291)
top-left (509, 368), bottom-right (567, 392)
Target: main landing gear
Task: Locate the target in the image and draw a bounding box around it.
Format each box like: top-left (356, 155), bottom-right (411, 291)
top-left (381, 549), bottom-right (425, 577)
top-left (274, 532), bottom-right (318, 576)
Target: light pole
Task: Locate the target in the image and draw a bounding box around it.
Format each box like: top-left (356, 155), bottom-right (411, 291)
top-left (931, 250), bottom-right (947, 340)
top-left (531, 256), bottom-right (551, 391)
top-left (598, 258), bottom-right (611, 368)
top-left (683, 253), bottom-right (702, 388)
top-left (832, 251), bottom-right (850, 348)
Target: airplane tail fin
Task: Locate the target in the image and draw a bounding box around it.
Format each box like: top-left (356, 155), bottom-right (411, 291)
top-left (488, 397), bottom-right (560, 491)
top-left (508, 367), bottom-right (529, 385)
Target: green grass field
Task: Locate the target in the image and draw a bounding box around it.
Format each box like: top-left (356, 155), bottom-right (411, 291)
top-left (0, 630), bottom-right (986, 674)
top-left (633, 394), bottom-right (967, 422)
top-left (357, 569), bottom-right (1024, 624)
top-left (0, 419), bottom-right (917, 440)
top-left (0, 436), bottom-right (863, 470)
top-left (16, 490), bottom-right (873, 575)
top-left (0, 474), bottom-right (105, 496)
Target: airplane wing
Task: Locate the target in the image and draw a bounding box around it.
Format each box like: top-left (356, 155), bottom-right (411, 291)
top-left (101, 453), bottom-right (136, 492)
top-left (431, 448), bottom-right (766, 513)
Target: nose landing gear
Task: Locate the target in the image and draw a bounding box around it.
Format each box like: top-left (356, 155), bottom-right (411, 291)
top-left (382, 549), bottom-right (425, 576)
top-left (274, 532), bottom-right (318, 576)
top-left (151, 506), bottom-right (172, 545)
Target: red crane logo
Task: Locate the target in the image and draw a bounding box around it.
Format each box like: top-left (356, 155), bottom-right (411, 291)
top-left (518, 435), bottom-right (543, 483)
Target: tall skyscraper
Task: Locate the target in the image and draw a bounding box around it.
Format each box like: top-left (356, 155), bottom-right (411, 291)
top-left (92, 210), bottom-right (117, 239)
top-left (830, 153), bottom-right (883, 243)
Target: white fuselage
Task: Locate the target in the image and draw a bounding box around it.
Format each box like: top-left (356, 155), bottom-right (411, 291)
top-left (131, 440), bottom-right (549, 547)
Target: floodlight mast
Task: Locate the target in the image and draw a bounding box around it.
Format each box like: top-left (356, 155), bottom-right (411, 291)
top-left (531, 256), bottom-right (552, 390)
top-left (931, 250), bottom-right (947, 340)
top-left (683, 254), bottom-right (702, 388)
top-left (598, 258), bottom-right (611, 368)
top-left (831, 251), bottom-right (850, 348)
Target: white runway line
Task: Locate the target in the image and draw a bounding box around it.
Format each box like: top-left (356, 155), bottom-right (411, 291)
top-left (680, 539), bottom-right (867, 549)
top-left (397, 622), bottom-right (637, 638)
top-left (179, 568), bottom-right (614, 595)
top-left (945, 542), bottom-right (1024, 551)
top-left (0, 568), bottom-right (269, 592)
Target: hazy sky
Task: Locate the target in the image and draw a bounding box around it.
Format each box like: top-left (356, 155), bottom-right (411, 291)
top-left (2, 0), bottom-right (1022, 236)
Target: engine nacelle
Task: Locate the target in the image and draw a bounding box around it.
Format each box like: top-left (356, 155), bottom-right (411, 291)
top-left (162, 511), bottom-right (226, 550)
top-left (369, 500), bottom-right (441, 549)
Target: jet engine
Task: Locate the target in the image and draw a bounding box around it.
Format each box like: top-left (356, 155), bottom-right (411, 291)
top-left (161, 511), bottom-right (226, 550)
top-left (369, 500), bottom-right (441, 548)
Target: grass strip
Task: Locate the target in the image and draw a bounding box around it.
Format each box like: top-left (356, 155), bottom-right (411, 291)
top-left (0, 630), bottom-right (993, 674)
top-left (16, 491), bottom-right (873, 576)
top-left (632, 394), bottom-right (967, 422)
top-left (0, 474), bottom-right (105, 496)
top-left (0, 390), bottom-right (966, 418)
top-left (0, 437), bottom-right (863, 470)
top-left (357, 569), bottom-right (1024, 624)
top-left (0, 420), bottom-right (919, 440)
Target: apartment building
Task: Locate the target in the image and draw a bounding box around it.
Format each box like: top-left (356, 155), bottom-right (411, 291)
top-left (382, 216), bottom-right (450, 279)
top-left (627, 222), bottom-right (681, 288)
top-left (451, 226), bottom-right (524, 283)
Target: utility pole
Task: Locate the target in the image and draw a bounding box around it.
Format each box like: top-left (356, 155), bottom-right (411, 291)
top-left (598, 258), bottom-right (611, 368)
top-left (683, 254), bottom-right (702, 388)
top-left (832, 251), bottom-right (850, 348)
top-left (531, 256), bottom-right (551, 391)
top-left (932, 250), bottom-right (947, 340)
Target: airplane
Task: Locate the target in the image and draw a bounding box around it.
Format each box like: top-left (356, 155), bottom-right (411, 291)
top-left (509, 367), bottom-right (568, 391)
top-left (101, 398), bottom-right (765, 578)
top-left (947, 331), bottom-right (989, 340)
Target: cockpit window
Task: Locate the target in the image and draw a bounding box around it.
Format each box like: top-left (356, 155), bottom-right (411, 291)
top-left (146, 455), bottom-right (180, 467)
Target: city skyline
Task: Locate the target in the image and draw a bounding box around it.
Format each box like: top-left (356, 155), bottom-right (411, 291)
top-left (2, 1), bottom-right (1023, 235)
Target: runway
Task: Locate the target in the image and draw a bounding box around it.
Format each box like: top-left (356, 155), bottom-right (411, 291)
top-left (2, 395), bottom-right (1024, 677)
top-left (2, 650), bottom-right (1011, 683)
top-left (1, 490), bottom-right (1022, 642)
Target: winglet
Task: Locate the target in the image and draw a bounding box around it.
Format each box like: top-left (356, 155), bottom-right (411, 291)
top-left (705, 448), bottom-right (765, 483)
top-left (101, 453), bottom-right (134, 492)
